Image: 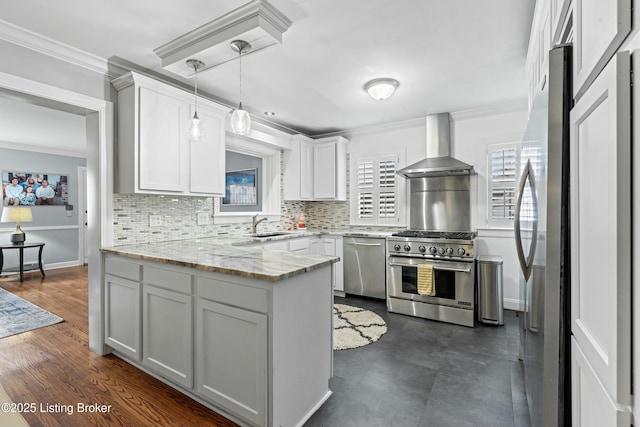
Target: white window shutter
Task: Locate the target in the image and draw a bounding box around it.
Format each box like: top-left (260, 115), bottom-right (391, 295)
top-left (350, 154), bottom-right (402, 226)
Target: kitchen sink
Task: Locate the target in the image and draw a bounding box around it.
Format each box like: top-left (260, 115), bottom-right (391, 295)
top-left (252, 232), bottom-right (290, 238)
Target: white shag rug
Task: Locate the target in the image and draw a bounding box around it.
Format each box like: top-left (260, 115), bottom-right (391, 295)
top-left (333, 303), bottom-right (387, 350)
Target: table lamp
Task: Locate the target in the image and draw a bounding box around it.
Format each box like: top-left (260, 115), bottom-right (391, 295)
top-left (1, 207), bottom-right (33, 244)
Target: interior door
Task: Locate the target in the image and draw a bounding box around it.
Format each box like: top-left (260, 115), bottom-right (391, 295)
top-left (569, 51), bottom-right (631, 426)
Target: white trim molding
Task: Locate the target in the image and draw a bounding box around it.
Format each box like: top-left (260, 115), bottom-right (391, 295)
top-left (0, 69), bottom-right (114, 355)
top-left (0, 19), bottom-right (109, 75)
top-left (0, 140), bottom-right (87, 158)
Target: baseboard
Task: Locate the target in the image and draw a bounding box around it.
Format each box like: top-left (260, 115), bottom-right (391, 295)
top-left (504, 298), bottom-right (524, 312)
top-left (0, 260), bottom-right (81, 277)
top-left (44, 261), bottom-right (83, 270)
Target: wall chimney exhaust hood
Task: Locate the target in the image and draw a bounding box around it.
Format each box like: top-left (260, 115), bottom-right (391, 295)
top-left (154, 0), bottom-right (292, 78)
top-left (397, 113), bottom-right (475, 178)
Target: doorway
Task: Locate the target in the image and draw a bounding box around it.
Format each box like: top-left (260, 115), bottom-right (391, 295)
top-left (0, 71), bottom-right (114, 354)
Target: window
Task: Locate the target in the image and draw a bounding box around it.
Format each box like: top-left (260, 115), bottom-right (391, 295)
top-left (213, 134), bottom-right (281, 224)
top-left (351, 153), bottom-right (404, 225)
top-left (487, 142), bottom-right (542, 226)
top-left (489, 145), bottom-right (517, 221)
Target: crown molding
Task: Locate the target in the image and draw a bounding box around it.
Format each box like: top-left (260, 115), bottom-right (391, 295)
top-left (0, 140), bottom-right (86, 158)
top-left (0, 19), bottom-right (109, 76)
top-left (450, 99), bottom-right (528, 120)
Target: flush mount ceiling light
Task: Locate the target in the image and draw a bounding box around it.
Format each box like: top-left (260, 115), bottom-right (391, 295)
top-left (230, 40), bottom-right (252, 135)
top-left (154, 0), bottom-right (292, 77)
top-left (365, 78), bottom-right (399, 100)
top-left (187, 59), bottom-right (205, 141)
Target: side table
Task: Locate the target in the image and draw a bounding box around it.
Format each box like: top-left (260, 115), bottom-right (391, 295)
top-left (0, 242), bottom-right (45, 282)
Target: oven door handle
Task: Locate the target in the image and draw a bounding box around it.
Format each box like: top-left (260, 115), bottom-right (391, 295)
top-left (387, 262), bottom-right (472, 274)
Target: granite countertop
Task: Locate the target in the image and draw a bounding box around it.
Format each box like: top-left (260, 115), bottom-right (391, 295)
top-left (101, 229), bottom-right (400, 282)
top-left (101, 236), bottom-right (338, 282)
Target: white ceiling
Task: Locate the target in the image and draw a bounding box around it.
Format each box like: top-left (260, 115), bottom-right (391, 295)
top-left (0, 0), bottom-right (535, 149)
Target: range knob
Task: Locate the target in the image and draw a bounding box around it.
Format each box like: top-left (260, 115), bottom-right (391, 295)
top-left (429, 247), bottom-right (437, 254)
top-left (394, 244), bottom-right (401, 251)
top-left (404, 245), bottom-right (411, 252)
top-left (457, 248), bottom-right (466, 256)
top-left (438, 247), bottom-right (445, 255)
top-left (418, 245), bottom-right (426, 253)
top-left (446, 248), bottom-right (454, 255)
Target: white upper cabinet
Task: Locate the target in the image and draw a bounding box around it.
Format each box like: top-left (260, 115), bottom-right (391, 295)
top-left (137, 86), bottom-right (189, 192)
top-left (283, 135), bottom-right (348, 201)
top-left (300, 137), bottom-right (314, 199)
top-left (573, 0), bottom-right (631, 100)
top-left (113, 71), bottom-right (226, 197)
top-left (189, 103), bottom-right (226, 195)
top-left (550, 0), bottom-right (572, 43)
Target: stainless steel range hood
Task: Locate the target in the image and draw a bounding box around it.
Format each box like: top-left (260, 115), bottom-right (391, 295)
top-left (397, 113), bottom-right (475, 178)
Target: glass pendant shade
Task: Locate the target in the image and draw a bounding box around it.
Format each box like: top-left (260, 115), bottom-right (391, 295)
top-left (189, 111), bottom-right (203, 141)
top-left (186, 59), bottom-right (205, 141)
top-left (230, 102), bottom-right (251, 135)
top-left (230, 40), bottom-right (251, 135)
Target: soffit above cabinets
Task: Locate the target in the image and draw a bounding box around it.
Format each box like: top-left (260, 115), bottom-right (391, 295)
top-left (154, 0), bottom-right (292, 78)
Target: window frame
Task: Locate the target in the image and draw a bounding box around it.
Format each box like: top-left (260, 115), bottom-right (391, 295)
top-left (487, 142), bottom-right (542, 228)
top-left (350, 152), bottom-right (406, 226)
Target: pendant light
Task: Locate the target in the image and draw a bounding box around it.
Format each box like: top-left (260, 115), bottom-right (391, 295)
top-left (187, 59), bottom-right (205, 141)
top-left (230, 40), bottom-right (251, 135)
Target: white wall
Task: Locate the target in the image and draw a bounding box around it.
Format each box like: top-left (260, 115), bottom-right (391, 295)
top-left (452, 103), bottom-right (529, 309)
top-left (346, 104), bottom-right (529, 310)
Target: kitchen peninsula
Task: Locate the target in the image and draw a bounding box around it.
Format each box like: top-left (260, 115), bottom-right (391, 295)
top-left (101, 237), bottom-right (337, 427)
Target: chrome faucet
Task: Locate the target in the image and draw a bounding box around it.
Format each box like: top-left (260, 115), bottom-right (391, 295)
top-left (251, 214), bottom-right (267, 234)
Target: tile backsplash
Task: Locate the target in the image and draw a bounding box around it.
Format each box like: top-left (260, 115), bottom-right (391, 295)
top-left (112, 194), bottom-right (401, 245)
top-left (111, 150), bottom-right (402, 245)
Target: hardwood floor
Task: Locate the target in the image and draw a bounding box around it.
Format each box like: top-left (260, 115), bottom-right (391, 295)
top-left (0, 266), bottom-right (239, 427)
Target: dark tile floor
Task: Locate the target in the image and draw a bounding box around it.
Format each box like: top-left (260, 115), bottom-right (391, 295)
top-left (305, 295), bottom-right (531, 427)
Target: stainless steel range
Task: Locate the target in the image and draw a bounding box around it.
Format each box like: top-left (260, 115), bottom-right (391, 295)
top-left (388, 113), bottom-right (477, 327)
top-left (386, 230), bottom-right (476, 327)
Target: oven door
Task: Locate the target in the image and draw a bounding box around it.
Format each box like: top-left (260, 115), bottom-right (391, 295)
top-left (387, 256), bottom-right (474, 309)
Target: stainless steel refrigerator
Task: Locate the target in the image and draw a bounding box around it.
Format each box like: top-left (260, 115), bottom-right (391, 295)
top-left (515, 44), bottom-right (572, 427)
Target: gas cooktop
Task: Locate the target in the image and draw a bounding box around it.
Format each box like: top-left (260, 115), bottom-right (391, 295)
top-left (391, 230), bottom-right (477, 240)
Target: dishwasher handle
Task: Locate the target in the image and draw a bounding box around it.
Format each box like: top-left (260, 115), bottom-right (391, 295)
top-left (344, 241), bottom-right (384, 247)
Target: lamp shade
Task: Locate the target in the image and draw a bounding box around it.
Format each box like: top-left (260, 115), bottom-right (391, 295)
top-left (365, 78), bottom-right (399, 100)
top-left (1, 207), bottom-right (33, 223)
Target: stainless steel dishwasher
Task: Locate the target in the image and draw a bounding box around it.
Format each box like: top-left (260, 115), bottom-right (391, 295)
top-left (343, 236), bottom-right (386, 299)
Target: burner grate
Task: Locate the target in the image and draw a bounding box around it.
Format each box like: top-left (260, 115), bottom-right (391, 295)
top-left (391, 230), bottom-right (477, 240)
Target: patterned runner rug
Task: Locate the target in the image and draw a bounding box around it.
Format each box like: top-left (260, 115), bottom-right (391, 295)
top-left (333, 304), bottom-right (387, 350)
top-left (0, 288), bottom-right (63, 339)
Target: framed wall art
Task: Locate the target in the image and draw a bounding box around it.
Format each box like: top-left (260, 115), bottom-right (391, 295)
top-left (223, 168), bottom-right (257, 206)
top-left (2, 171), bottom-right (69, 206)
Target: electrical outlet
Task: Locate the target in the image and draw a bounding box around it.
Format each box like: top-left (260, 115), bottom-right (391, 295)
top-left (197, 212), bottom-right (210, 226)
top-left (149, 215), bottom-right (162, 227)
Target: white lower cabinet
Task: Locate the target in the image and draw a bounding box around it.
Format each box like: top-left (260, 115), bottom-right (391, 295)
top-left (142, 284), bottom-right (193, 389)
top-left (196, 298), bottom-right (268, 426)
top-left (262, 240), bottom-right (289, 251)
top-left (103, 252), bottom-right (333, 427)
top-left (288, 237), bottom-right (310, 253)
top-left (105, 274), bottom-right (141, 361)
top-left (316, 236), bottom-right (344, 293)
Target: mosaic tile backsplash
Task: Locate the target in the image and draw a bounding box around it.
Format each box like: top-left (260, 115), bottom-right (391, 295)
top-left (111, 150), bottom-right (402, 245)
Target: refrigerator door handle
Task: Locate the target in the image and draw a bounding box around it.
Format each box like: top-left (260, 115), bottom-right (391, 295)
top-left (514, 159), bottom-right (538, 281)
